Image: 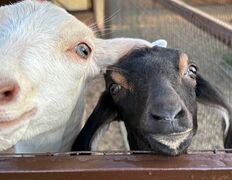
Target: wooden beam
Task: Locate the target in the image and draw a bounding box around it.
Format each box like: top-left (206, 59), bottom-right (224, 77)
top-left (93, 0), bottom-right (105, 34)
top-left (0, 152), bottom-right (232, 180)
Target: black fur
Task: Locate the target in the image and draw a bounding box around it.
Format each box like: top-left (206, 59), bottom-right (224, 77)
top-left (72, 46), bottom-right (232, 155)
top-left (72, 91), bottom-right (117, 151)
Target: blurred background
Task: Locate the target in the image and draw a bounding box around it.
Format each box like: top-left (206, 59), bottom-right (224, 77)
top-left (1, 0), bottom-right (232, 151)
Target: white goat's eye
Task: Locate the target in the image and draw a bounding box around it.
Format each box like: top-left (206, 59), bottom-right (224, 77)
top-left (109, 83), bottom-right (122, 95)
top-left (188, 64), bottom-right (197, 79)
top-left (75, 43), bottom-right (91, 59)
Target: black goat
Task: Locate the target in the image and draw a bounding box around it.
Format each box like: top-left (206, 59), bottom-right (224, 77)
top-left (72, 46), bottom-right (232, 156)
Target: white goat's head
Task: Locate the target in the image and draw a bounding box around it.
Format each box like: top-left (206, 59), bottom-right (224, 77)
top-left (0, 0), bottom-right (152, 152)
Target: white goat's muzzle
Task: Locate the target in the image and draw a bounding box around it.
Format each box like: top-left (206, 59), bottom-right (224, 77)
top-left (0, 78), bottom-right (37, 129)
top-left (0, 79), bottom-right (19, 105)
top-left (0, 108), bottom-right (37, 129)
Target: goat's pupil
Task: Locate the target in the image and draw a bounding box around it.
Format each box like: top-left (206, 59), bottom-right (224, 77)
top-left (110, 84), bottom-right (121, 95)
top-left (189, 66), bottom-right (196, 73)
top-left (188, 65), bottom-right (197, 79)
top-left (81, 47), bottom-right (88, 55)
top-left (76, 43), bottom-right (91, 59)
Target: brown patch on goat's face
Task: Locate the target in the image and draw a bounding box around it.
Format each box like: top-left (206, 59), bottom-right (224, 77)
top-left (179, 53), bottom-right (188, 77)
top-left (111, 72), bottom-right (130, 90)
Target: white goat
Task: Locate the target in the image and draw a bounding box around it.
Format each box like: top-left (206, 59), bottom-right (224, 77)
top-left (0, 0), bottom-right (155, 153)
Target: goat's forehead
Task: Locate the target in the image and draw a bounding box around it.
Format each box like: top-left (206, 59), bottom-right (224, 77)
top-left (0, 0), bottom-right (93, 47)
top-left (149, 47), bottom-right (186, 64)
top-left (110, 48), bottom-right (189, 82)
top-left (120, 50), bottom-right (176, 67)
top-left (119, 47), bottom-right (183, 65)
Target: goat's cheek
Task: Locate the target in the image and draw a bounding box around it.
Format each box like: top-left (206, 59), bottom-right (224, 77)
top-left (183, 77), bottom-right (197, 87)
top-left (112, 91), bottom-right (127, 103)
top-left (64, 51), bottom-right (93, 79)
top-left (18, 62), bottom-right (40, 97)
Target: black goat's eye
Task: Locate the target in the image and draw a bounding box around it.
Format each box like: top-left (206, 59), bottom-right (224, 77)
top-left (109, 83), bottom-right (121, 95)
top-left (75, 43), bottom-right (91, 59)
top-left (187, 64), bottom-right (197, 79)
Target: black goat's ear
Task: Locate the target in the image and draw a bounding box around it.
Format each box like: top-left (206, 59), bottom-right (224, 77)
top-left (196, 74), bottom-right (232, 148)
top-left (71, 91), bottom-right (118, 151)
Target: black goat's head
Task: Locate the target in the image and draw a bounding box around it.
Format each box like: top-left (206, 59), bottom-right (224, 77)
top-left (72, 46), bottom-right (232, 156)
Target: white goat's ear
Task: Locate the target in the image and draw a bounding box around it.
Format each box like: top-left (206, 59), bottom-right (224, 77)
top-left (152, 39), bottom-right (167, 48)
top-left (94, 38), bottom-right (153, 68)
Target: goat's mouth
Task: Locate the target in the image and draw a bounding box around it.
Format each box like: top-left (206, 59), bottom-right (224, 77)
top-left (0, 107), bottom-right (37, 128)
top-left (147, 128), bottom-right (193, 156)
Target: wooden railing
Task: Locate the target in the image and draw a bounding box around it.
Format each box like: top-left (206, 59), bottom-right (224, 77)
top-left (0, 151), bottom-right (232, 180)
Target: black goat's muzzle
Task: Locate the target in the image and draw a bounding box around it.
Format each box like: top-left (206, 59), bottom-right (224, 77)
top-left (146, 128), bottom-right (193, 156)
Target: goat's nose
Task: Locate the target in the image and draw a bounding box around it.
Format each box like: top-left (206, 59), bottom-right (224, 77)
top-left (151, 105), bottom-right (184, 121)
top-left (0, 81), bottom-right (19, 105)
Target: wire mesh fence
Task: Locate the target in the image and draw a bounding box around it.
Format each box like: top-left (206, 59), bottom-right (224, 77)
top-left (197, 5), bottom-right (232, 25)
top-left (92, 0), bottom-right (232, 151)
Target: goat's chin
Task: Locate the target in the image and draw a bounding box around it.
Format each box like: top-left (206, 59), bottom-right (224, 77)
top-left (147, 130), bottom-right (193, 156)
top-left (0, 108), bottom-right (37, 152)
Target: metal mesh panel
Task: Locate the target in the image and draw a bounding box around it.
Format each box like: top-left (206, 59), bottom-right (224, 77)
top-left (95, 0), bottom-right (232, 150)
top-left (183, 0), bottom-right (232, 25)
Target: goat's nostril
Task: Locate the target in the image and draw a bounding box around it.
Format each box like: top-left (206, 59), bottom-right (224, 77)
top-left (151, 107), bottom-right (185, 121)
top-left (151, 114), bottom-right (164, 121)
top-left (4, 91), bottom-right (12, 97)
top-left (0, 81), bottom-right (19, 104)
top-left (174, 109), bottom-right (185, 119)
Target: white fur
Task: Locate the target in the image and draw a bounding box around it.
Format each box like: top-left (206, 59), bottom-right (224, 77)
top-left (0, 0), bottom-right (154, 153)
top-left (151, 129), bottom-right (192, 150)
top-left (152, 39), bottom-right (167, 48)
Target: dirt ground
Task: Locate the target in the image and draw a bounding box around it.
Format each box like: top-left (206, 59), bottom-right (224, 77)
top-left (82, 1), bottom-right (232, 151)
